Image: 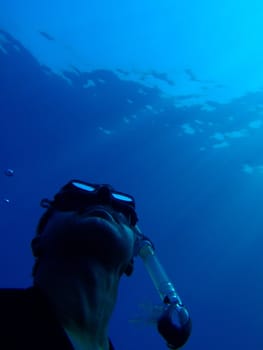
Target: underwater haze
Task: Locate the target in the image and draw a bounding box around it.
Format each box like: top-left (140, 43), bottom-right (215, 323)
top-left (1, 1), bottom-right (263, 349)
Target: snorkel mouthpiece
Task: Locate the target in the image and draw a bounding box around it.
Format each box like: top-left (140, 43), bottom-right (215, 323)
top-left (135, 228), bottom-right (192, 349)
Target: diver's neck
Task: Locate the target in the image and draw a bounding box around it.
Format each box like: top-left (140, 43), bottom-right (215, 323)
top-left (34, 259), bottom-right (119, 350)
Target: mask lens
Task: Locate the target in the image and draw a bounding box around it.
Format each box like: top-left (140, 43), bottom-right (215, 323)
top-left (72, 182), bottom-right (96, 192)
top-left (112, 192), bottom-right (134, 203)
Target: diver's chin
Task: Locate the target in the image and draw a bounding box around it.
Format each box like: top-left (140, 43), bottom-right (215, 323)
top-left (80, 208), bottom-right (116, 224)
top-left (77, 216), bottom-right (123, 241)
top-left (76, 216), bottom-right (133, 260)
top-left (81, 215), bottom-right (117, 228)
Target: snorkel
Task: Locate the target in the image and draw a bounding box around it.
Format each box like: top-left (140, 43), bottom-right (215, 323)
top-left (134, 226), bottom-right (192, 349)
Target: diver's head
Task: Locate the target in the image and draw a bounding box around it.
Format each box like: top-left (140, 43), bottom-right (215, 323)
top-left (31, 180), bottom-right (139, 280)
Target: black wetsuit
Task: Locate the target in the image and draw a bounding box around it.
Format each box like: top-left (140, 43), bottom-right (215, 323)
top-left (0, 286), bottom-right (115, 350)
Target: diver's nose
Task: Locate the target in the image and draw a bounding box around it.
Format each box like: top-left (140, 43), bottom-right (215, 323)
top-left (96, 185), bottom-right (112, 203)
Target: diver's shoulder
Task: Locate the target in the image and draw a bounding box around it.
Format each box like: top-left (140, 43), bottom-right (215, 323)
top-left (0, 286), bottom-right (34, 312)
top-left (0, 287), bottom-right (26, 301)
top-left (0, 286), bottom-right (32, 297)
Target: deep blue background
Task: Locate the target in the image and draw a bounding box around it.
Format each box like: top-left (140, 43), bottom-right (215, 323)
top-left (1, 30), bottom-right (263, 349)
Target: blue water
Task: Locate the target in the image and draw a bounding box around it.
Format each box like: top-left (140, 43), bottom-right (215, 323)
top-left (1, 5), bottom-right (263, 349)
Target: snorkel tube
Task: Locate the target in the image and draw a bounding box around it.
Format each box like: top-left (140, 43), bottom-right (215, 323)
top-left (134, 226), bottom-right (192, 349)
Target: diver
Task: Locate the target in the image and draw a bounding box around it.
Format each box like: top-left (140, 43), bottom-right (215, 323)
top-left (0, 179), bottom-right (191, 350)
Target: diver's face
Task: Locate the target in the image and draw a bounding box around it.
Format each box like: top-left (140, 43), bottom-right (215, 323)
top-left (36, 206), bottom-right (136, 274)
